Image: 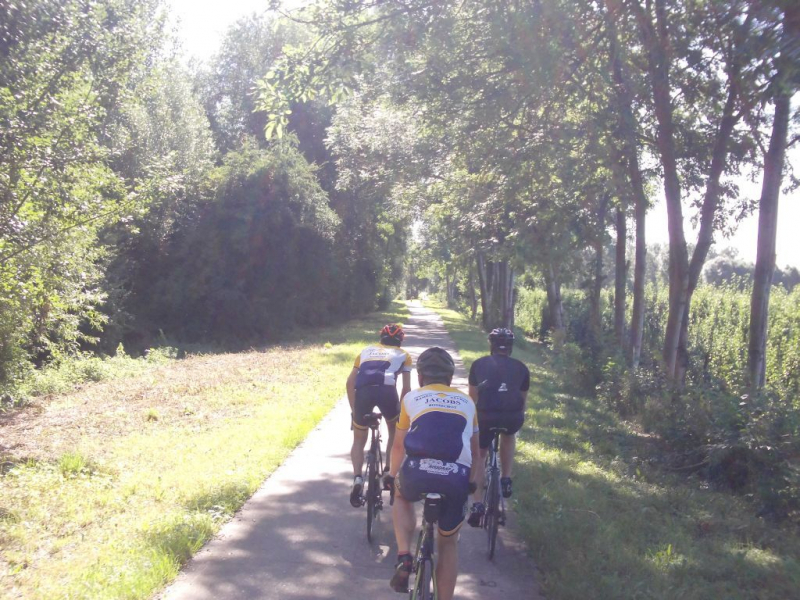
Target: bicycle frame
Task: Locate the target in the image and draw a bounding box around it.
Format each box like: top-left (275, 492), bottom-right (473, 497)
top-left (363, 412), bottom-right (384, 542)
top-left (410, 493), bottom-right (441, 600)
top-left (483, 429), bottom-right (505, 559)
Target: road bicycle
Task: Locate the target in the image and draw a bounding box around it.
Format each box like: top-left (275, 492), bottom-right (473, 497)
top-left (362, 412), bottom-right (386, 542)
top-left (483, 428), bottom-right (507, 559)
top-left (409, 492), bottom-right (443, 600)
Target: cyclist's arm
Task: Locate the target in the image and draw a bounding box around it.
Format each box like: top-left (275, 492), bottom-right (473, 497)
top-left (468, 385), bottom-right (478, 403)
top-left (468, 431), bottom-right (479, 485)
top-left (400, 371), bottom-right (411, 400)
top-left (389, 427), bottom-right (407, 478)
top-left (520, 390), bottom-right (528, 410)
top-left (346, 368), bottom-right (357, 411)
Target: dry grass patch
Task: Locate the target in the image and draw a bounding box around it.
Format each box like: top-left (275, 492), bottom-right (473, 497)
top-left (0, 302), bottom-right (408, 599)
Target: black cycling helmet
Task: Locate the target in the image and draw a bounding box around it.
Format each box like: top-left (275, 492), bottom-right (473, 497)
top-left (380, 323), bottom-right (405, 346)
top-left (488, 327), bottom-right (515, 353)
top-left (417, 347), bottom-right (455, 383)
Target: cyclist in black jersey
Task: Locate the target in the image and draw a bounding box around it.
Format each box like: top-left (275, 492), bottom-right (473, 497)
top-left (466, 328), bottom-right (530, 526)
top-left (346, 324), bottom-right (412, 507)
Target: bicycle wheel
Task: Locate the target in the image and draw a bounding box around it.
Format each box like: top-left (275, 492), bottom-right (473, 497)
top-left (411, 557), bottom-right (434, 600)
top-left (366, 452), bottom-right (376, 542)
top-left (485, 468), bottom-right (500, 559)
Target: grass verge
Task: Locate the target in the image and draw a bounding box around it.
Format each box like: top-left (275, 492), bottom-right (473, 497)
top-left (426, 301), bottom-right (800, 600)
top-left (0, 302), bottom-right (408, 600)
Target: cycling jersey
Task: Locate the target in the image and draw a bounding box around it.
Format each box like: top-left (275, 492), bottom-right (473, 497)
top-left (468, 355), bottom-right (530, 413)
top-left (397, 384), bottom-right (478, 467)
top-left (354, 344), bottom-right (412, 389)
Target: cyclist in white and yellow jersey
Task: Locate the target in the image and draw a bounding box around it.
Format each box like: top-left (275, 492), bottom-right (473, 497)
top-left (383, 347), bottom-right (479, 600)
top-left (346, 324), bottom-right (412, 507)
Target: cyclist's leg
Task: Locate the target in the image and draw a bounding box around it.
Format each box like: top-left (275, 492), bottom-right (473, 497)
top-left (351, 426), bottom-right (369, 476)
top-left (390, 460), bottom-right (417, 592)
top-left (435, 533), bottom-right (458, 600)
top-left (472, 412), bottom-right (494, 504)
top-left (392, 460), bottom-right (418, 554)
top-left (385, 419), bottom-right (397, 472)
top-left (499, 432), bottom-right (515, 478)
top-left (435, 467), bottom-right (469, 600)
top-left (351, 387), bottom-right (377, 476)
top-left (376, 387), bottom-right (400, 471)
top-left (498, 412), bottom-right (524, 494)
top-left (472, 446), bottom-right (489, 505)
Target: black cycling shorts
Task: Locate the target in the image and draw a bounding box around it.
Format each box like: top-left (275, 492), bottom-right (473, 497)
top-left (353, 385), bottom-right (400, 429)
top-left (478, 411), bottom-right (525, 450)
top-left (395, 457), bottom-right (470, 536)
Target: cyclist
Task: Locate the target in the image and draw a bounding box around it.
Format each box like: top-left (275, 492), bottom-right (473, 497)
top-left (346, 324), bottom-right (412, 508)
top-left (466, 327), bottom-right (530, 526)
top-left (383, 347), bottom-right (478, 600)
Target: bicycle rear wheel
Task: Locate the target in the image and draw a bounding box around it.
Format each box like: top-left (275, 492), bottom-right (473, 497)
top-left (411, 557), bottom-right (434, 600)
top-left (484, 468), bottom-right (500, 559)
top-left (366, 452), bottom-right (376, 542)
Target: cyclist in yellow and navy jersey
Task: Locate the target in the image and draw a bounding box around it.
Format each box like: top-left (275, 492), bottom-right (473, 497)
top-left (383, 347), bottom-right (479, 600)
top-left (346, 324), bottom-right (412, 507)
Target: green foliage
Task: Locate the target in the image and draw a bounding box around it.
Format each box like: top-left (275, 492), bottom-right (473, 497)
top-left (124, 138), bottom-right (343, 345)
top-left (14, 347), bottom-right (180, 401)
top-left (197, 15), bottom-right (313, 152)
top-left (0, 0), bottom-right (167, 394)
top-left (431, 300), bottom-right (800, 600)
top-left (517, 281), bottom-right (800, 518)
top-left (58, 452), bottom-right (92, 477)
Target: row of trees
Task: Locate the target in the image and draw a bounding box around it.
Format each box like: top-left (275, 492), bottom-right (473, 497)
top-left (260, 0), bottom-right (798, 391)
top-left (0, 1), bottom-right (406, 395)
top-left (258, 0), bottom-right (798, 514)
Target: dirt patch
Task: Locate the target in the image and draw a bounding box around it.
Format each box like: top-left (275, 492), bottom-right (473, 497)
top-left (0, 347), bottom-right (322, 463)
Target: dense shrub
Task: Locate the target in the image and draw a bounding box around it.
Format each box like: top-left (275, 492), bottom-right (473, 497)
top-left (516, 282), bottom-right (800, 519)
top-left (128, 140), bottom-right (342, 346)
top-left (518, 283), bottom-right (800, 397)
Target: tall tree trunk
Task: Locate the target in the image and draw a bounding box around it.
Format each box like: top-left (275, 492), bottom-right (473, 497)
top-left (476, 252), bottom-right (514, 330)
top-left (604, 0), bottom-right (648, 369)
top-left (502, 266), bottom-right (516, 329)
top-left (589, 194), bottom-right (610, 350)
top-left (614, 205), bottom-right (627, 349)
top-left (748, 6), bottom-right (796, 390)
top-left (630, 193), bottom-right (646, 369)
top-left (476, 252), bottom-right (489, 326)
top-left (468, 261), bottom-right (478, 320)
top-left (544, 263), bottom-right (566, 346)
top-left (629, 0), bottom-right (691, 380)
top-left (674, 15), bottom-right (751, 383)
top-left (630, 0), bottom-right (747, 383)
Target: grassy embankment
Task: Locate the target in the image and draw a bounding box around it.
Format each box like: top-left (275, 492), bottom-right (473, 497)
top-left (0, 302), bottom-right (408, 600)
top-left (427, 302), bottom-right (800, 600)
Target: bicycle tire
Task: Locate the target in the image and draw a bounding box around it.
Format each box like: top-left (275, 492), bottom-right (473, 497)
top-left (485, 468), bottom-right (500, 559)
top-left (411, 556), bottom-right (435, 600)
top-left (366, 451), bottom-right (376, 542)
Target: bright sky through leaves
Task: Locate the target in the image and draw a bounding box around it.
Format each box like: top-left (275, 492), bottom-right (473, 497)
top-left (167, 0), bottom-right (800, 269)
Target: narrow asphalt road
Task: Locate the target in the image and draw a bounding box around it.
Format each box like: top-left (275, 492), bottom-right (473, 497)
top-left (162, 301), bottom-right (544, 600)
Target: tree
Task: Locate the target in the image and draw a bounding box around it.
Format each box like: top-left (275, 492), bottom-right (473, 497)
top-left (100, 53), bottom-right (216, 350)
top-left (748, 2), bottom-right (799, 390)
top-left (622, 0), bottom-right (773, 383)
top-left (0, 0), bottom-right (165, 386)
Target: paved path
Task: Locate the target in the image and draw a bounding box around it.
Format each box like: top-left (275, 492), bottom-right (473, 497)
top-left (162, 302), bottom-right (543, 600)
